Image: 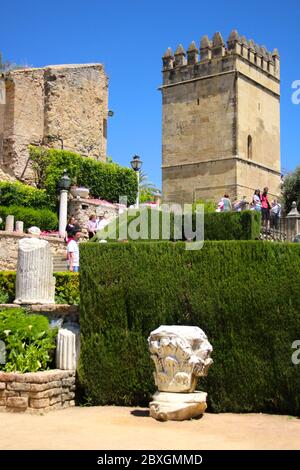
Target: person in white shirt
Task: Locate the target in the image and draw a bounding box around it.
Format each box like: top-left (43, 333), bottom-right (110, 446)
top-left (96, 211), bottom-right (110, 231)
top-left (67, 229), bottom-right (81, 272)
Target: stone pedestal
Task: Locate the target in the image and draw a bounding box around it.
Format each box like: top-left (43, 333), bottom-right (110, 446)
top-left (59, 190), bottom-right (68, 238)
top-left (14, 238), bottom-right (55, 304)
top-left (148, 325), bottom-right (213, 421)
top-left (5, 215), bottom-right (14, 232)
top-left (149, 391), bottom-right (207, 421)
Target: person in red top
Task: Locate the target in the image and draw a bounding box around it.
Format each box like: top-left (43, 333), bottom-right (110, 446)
top-left (260, 187), bottom-right (271, 229)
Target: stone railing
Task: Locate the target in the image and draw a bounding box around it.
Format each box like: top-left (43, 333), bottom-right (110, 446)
top-left (0, 369), bottom-right (75, 413)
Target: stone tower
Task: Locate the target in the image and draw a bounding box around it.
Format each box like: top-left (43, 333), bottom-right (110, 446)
top-left (0, 63), bottom-right (108, 181)
top-left (161, 30), bottom-right (281, 204)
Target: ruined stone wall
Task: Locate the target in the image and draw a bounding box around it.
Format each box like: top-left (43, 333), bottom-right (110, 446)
top-left (0, 64), bottom-right (108, 181)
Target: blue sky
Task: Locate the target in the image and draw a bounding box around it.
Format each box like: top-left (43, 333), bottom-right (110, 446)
top-left (1, 0), bottom-right (299, 188)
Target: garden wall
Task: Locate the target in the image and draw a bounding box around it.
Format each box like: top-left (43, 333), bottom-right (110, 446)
top-left (0, 231), bottom-right (66, 270)
top-left (0, 369), bottom-right (75, 413)
top-left (79, 241), bottom-right (300, 414)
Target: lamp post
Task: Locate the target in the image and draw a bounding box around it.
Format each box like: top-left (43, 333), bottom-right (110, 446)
top-left (130, 155), bottom-right (142, 208)
top-left (58, 169), bottom-right (71, 238)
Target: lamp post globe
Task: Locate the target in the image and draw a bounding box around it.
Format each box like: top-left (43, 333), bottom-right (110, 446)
top-left (130, 155), bottom-right (142, 208)
top-left (59, 169), bottom-right (71, 191)
top-left (58, 169), bottom-right (71, 238)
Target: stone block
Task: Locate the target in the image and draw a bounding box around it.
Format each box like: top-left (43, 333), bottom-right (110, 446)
top-left (30, 388), bottom-right (62, 399)
top-left (7, 382), bottom-right (31, 392)
top-left (0, 382), bottom-right (6, 390)
top-left (29, 398), bottom-right (50, 409)
top-left (6, 396), bottom-right (28, 409)
top-left (30, 380), bottom-right (62, 392)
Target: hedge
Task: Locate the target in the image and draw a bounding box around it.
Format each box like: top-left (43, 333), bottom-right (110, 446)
top-left (0, 272), bottom-right (79, 305)
top-left (0, 181), bottom-right (53, 210)
top-left (29, 146), bottom-right (138, 206)
top-left (79, 241), bottom-right (300, 414)
top-left (0, 206), bottom-right (58, 231)
top-left (94, 209), bottom-right (261, 241)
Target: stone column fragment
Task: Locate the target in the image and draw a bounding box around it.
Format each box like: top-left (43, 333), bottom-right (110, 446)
top-left (14, 238), bottom-right (55, 304)
top-left (56, 329), bottom-right (77, 370)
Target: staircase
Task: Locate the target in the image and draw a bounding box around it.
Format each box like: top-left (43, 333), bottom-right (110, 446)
top-left (53, 254), bottom-right (68, 272)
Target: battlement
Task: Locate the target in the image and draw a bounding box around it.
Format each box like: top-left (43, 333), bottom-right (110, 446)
top-left (162, 30), bottom-right (280, 86)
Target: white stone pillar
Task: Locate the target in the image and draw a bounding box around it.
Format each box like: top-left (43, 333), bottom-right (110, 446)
top-left (59, 189), bottom-right (68, 238)
top-left (56, 329), bottom-right (77, 370)
top-left (15, 221), bottom-right (24, 233)
top-left (14, 238), bottom-right (56, 304)
top-left (5, 215), bottom-right (14, 232)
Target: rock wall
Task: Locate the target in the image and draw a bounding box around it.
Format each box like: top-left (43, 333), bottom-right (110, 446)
top-left (0, 231), bottom-right (66, 271)
top-left (0, 64), bottom-right (108, 180)
top-left (0, 369), bottom-right (75, 413)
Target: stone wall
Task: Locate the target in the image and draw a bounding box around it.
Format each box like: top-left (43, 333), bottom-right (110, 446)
top-left (0, 231), bottom-right (66, 271)
top-left (161, 30), bottom-right (281, 204)
top-left (69, 198), bottom-right (122, 233)
top-left (0, 369), bottom-right (75, 413)
top-left (0, 63), bottom-right (108, 180)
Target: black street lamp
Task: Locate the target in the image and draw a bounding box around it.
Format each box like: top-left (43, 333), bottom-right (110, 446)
top-left (59, 169), bottom-right (71, 191)
top-left (130, 155), bottom-right (143, 208)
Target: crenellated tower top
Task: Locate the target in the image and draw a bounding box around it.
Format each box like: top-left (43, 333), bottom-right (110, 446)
top-left (162, 30), bottom-right (280, 86)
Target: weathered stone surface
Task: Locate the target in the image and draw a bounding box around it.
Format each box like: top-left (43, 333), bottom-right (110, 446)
top-left (6, 396), bottom-right (28, 408)
top-left (149, 391), bottom-right (207, 421)
top-left (30, 380), bottom-right (62, 392)
top-left (0, 382), bottom-right (6, 390)
top-left (7, 382), bottom-right (31, 392)
top-left (148, 325), bottom-right (213, 393)
top-left (30, 398), bottom-right (50, 408)
top-left (0, 232), bottom-right (66, 271)
top-left (15, 238), bottom-right (55, 304)
top-left (29, 388), bottom-right (63, 399)
top-left (0, 64), bottom-right (108, 181)
top-left (161, 31), bottom-right (281, 204)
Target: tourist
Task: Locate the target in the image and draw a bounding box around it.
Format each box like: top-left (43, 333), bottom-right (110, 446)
top-left (252, 189), bottom-right (262, 212)
top-left (67, 228), bottom-right (81, 272)
top-left (87, 214), bottom-right (97, 239)
top-left (270, 199), bottom-right (281, 230)
top-left (221, 194), bottom-right (232, 212)
top-left (65, 216), bottom-right (77, 243)
top-left (260, 187), bottom-right (271, 229)
top-left (96, 211), bottom-right (110, 231)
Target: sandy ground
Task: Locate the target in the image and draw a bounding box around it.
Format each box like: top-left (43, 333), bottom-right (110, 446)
top-left (0, 406), bottom-right (299, 450)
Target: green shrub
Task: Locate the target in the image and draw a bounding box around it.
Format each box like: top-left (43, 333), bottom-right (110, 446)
top-left (79, 241), bottom-right (300, 414)
top-left (29, 146), bottom-right (138, 206)
top-left (0, 206), bottom-right (58, 231)
top-left (0, 271), bottom-right (16, 303)
top-left (0, 272), bottom-right (79, 305)
top-left (54, 272), bottom-right (80, 305)
top-left (94, 208), bottom-right (261, 242)
top-left (0, 181), bottom-right (53, 210)
top-left (0, 308), bottom-right (57, 372)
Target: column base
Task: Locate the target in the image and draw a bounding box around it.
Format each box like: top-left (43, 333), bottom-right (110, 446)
top-left (149, 390), bottom-right (207, 421)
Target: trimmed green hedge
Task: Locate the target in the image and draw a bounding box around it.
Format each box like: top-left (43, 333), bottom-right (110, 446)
top-left (0, 272), bottom-right (79, 305)
top-left (79, 241), bottom-right (300, 414)
top-left (94, 209), bottom-right (261, 241)
top-left (29, 146), bottom-right (138, 206)
top-left (0, 181), bottom-right (53, 210)
top-left (0, 206), bottom-right (58, 231)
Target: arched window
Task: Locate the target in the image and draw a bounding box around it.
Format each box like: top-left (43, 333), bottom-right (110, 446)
top-left (247, 135), bottom-right (253, 160)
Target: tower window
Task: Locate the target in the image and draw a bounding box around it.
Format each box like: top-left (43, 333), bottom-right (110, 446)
top-left (247, 135), bottom-right (253, 160)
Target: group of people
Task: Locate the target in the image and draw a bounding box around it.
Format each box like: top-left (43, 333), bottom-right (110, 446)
top-left (87, 211), bottom-right (109, 239)
top-left (64, 211), bottom-right (110, 271)
top-left (217, 187), bottom-right (282, 229)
